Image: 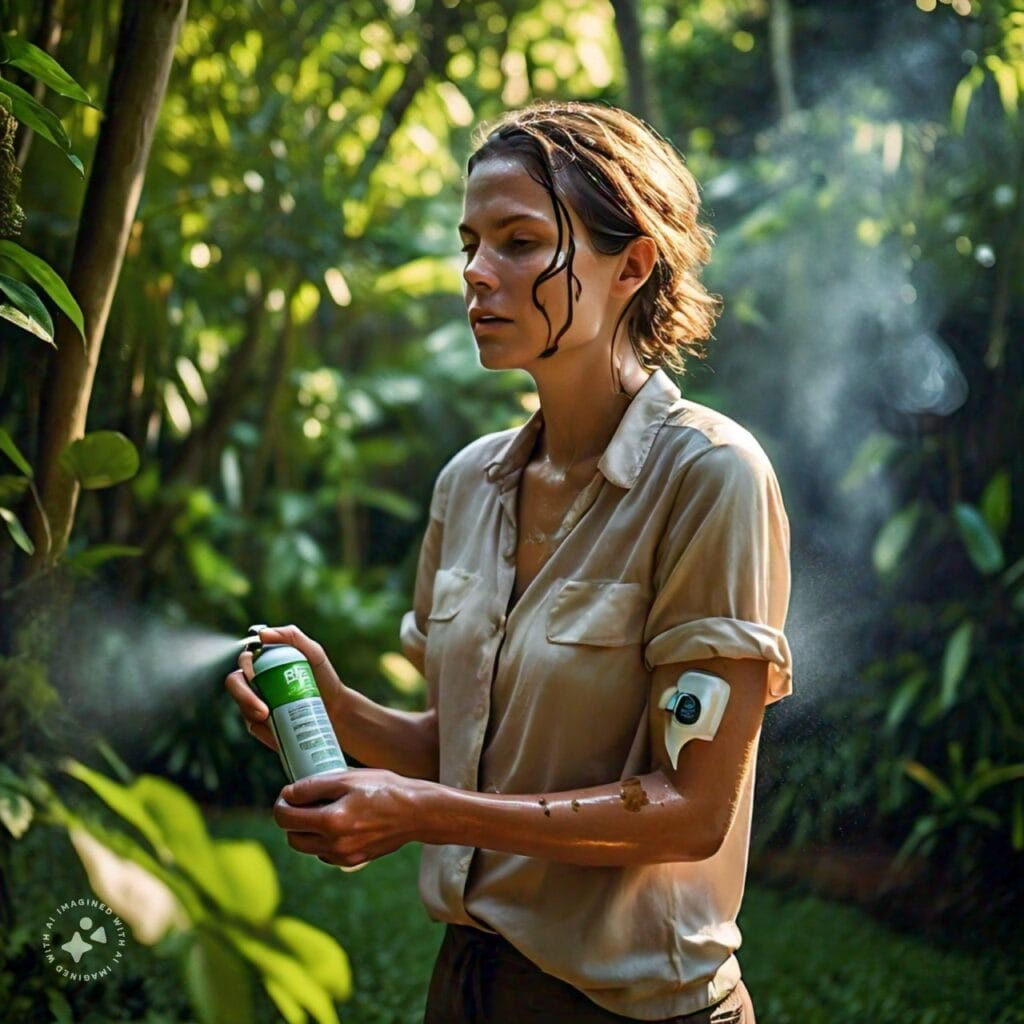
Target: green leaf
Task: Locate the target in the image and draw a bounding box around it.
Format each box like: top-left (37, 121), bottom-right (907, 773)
top-left (2, 35), bottom-right (95, 106)
top-left (897, 815), bottom-right (940, 862)
top-left (954, 502), bottom-right (1004, 575)
top-left (69, 770), bottom-right (248, 923)
top-left (940, 620), bottom-right (973, 711)
top-left (0, 302), bottom-right (53, 343)
top-left (0, 475), bottom-right (29, 504)
top-left (0, 274), bottom-right (54, 343)
top-left (67, 825), bottom-right (189, 945)
top-left (0, 241), bottom-right (85, 339)
top-left (67, 544), bottom-right (142, 572)
top-left (272, 917), bottom-right (352, 1000)
top-left (840, 431), bottom-right (899, 492)
top-left (62, 812), bottom-right (207, 923)
top-left (184, 926), bottom-right (256, 1024)
top-left (0, 76), bottom-right (81, 173)
top-left (130, 775), bottom-right (228, 904)
top-left (0, 428), bottom-right (33, 476)
top-left (1003, 556), bottom-right (1024, 590)
top-left (966, 806), bottom-right (1001, 829)
top-left (884, 668), bottom-right (927, 733)
top-left (263, 978), bottom-right (307, 1024)
top-left (872, 502), bottom-right (920, 575)
top-left (0, 788), bottom-right (33, 838)
top-left (59, 431), bottom-right (139, 489)
top-left (64, 760), bottom-right (171, 860)
top-left (0, 506), bottom-right (34, 554)
top-left (46, 990), bottom-right (73, 1024)
top-left (951, 65), bottom-right (984, 134)
top-left (980, 468), bottom-right (1011, 539)
top-left (373, 255), bottom-right (462, 296)
top-left (985, 55), bottom-right (1020, 117)
top-left (210, 839), bottom-right (280, 923)
top-left (904, 760), bottom-right (953, 804)
top-left (223, 925), bottom-right (342, 1024)
top-left (186, 537), bottom-right (251, 597)
top-left (968, 762), bottom-right (1024, 798)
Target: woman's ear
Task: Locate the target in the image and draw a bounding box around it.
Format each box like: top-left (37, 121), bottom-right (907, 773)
top-left (614, 236), bottom-right (658, 297)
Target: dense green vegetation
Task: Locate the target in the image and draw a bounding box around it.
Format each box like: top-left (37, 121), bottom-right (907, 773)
top-left (9, 816), bottom-right (1024, 1023)
top-left (1, 0), bottom-right (1021, 1020)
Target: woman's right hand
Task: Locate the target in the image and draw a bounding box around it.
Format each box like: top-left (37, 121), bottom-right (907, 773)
top-left (223, 624), bottom-right (345, 753)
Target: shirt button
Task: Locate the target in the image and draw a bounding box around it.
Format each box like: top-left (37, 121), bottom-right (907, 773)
top-left (497, 614), bottom-right (507, 631)
top-left (503, 546), bottom-right (516, 562)
top-left (474, 702), bottom-right (486, 719)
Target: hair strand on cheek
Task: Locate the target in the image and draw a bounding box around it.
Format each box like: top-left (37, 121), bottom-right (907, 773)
top-left (535, 189), bottom-right (579, 359)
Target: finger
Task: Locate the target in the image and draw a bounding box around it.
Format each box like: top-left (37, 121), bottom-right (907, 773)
top-left (260, 624), bottom-right (325, 664)
top-left (237, 648), bottom-right (254, 681)
top-left (260, 625), bottom-right (343, 692)
top-left (273, 795), bottom-right (334, 831)
top-left (282, 769), bottom-right (353, 808)
top-left (245, 718), bottom-right (278, 752)
top-left (224, 669), bottom-right (270, 721)
top-left (284, 830), bottom-right (329, 856)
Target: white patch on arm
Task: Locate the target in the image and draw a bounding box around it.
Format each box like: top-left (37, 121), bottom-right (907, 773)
top-left (656, 671), bottom-right (731, 769)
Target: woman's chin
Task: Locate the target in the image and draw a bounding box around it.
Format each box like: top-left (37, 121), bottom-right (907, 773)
top-left (474, 338), bottom-right (527, 372)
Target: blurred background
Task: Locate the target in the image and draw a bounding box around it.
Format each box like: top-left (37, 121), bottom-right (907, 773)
top-left (0, 0), bottom-right (1021, 1021)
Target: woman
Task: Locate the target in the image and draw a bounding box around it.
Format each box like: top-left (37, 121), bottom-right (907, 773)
top-left (226, 100), bottom-right (792, 1023)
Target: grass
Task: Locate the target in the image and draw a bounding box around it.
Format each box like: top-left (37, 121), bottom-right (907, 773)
top-left (8, 808), bottom-right (1024, 1023)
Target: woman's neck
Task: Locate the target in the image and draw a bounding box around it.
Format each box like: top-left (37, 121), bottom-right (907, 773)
top-left (530, 347), bottom-right (651, 473)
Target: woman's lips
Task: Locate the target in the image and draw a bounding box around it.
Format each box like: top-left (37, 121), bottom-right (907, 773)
top-left (472, 316), bottom-right (513, 334)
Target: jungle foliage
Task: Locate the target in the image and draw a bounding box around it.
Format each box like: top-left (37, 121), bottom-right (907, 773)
top-left (0, 0), bottom-right (1022, 1020)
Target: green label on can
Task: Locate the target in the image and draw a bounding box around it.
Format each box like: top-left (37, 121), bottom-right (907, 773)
top-left (255, 660), bottom-right (319, 709)
top-left (252, 650), bottom-right (347, 781)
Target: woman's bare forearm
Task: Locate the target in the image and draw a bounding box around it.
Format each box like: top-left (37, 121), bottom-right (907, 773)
top-left (414, 771), bottom-right (723, 865)
top-left (324, 687), bottom-right (439, 780)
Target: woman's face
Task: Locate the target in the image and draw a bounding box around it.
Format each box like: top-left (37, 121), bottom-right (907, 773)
top-left (459, 155), bottom-right (625, 374)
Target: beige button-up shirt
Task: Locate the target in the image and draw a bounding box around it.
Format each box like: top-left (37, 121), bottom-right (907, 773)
top-left (400, 368), bottom-right (792, 1020)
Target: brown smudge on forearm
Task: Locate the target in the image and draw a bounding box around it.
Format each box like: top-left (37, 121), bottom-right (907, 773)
top-left (619, 777), bottom-right (650, 812)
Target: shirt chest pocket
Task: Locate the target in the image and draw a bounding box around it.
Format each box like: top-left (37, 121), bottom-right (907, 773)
top-left (428, 568), bottom-right (480, 622)
top-left (546, 579), bottom-right (648, 647)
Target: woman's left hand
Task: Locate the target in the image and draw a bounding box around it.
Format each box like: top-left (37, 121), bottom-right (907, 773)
top-left (273, 769), bottom-right (430, 868)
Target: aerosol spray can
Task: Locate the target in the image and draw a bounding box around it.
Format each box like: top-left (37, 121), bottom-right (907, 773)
top-left (243, 625), bottom-right (348, 782)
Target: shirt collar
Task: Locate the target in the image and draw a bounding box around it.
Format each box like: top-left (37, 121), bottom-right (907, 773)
top-left (484, 368), bottom-right (681, 491)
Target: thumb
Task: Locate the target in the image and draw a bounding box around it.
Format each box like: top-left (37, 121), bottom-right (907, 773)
top-left (282, 769), bottom-right (351, 806)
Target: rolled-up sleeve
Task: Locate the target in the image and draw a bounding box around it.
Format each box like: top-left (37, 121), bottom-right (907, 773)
top-left (399, 463), bottom-right (451, 688)
top-left (642, 442), bottom-right (793, 702)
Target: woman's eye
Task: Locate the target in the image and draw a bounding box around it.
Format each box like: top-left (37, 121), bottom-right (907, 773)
top-left (509, 238), bottom-right (534, 249)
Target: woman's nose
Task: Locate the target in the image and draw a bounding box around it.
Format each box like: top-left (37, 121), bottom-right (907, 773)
top-left (463, 249), bottom-right (498, 292)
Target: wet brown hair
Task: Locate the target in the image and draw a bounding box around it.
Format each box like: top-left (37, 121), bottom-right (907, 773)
top-left (466, 100), bottom-right (721, 374)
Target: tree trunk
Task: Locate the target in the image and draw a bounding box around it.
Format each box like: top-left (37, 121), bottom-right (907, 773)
top-left (25, 0), bottom-right (188, 575)
top-left (769, 0), bottom-right (799, 122)
top-left (610, 0), bottom-right (654, 125)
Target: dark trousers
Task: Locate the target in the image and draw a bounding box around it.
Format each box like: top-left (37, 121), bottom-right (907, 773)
top-left (424, 924), bottom-right (755, 1024)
